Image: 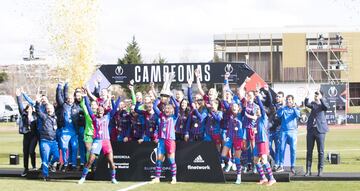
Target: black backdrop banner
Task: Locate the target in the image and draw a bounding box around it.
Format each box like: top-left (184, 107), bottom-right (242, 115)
top-left (93, 141), bottom-right (225, 182)
top-left (98, 62), bottom-right (254, 85)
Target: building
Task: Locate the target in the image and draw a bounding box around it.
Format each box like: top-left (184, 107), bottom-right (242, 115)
top-left (0, 56), bottom-right (63, 102)
top-left (214, 26), bottom-right (360, 122)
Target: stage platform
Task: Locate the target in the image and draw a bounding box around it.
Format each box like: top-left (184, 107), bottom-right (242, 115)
top-left (0, 168), bottom-right (359, 182)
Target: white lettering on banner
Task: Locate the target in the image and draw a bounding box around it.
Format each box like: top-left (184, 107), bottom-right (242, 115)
top-left (171, 65), bottom-right (176, 82)
top-left (197, 65), bottom-right (203, 81)
top-left (135, 66), bottom-right (141, 82)
top-left (186, 65), bottom-right (195, 82)
top-left (204, 65), bottom-right (210, 82)
top-left (150, 65), bottom-right (161, 82)
top-left (143, 66), bottom-right (149, 82)
top-left (163, 65), bottom-right (169, 80)
top-left (178, 65), bottom-right (184, 82)
top-left (132, 64), bottom-right (212, 83)
top-left (113, 155), bottom-right (130, 159)
top-left (187, 165), bottom-right (211, 170)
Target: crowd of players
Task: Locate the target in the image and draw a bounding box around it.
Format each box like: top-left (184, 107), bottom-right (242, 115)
top-left (16, 68), bottom-right (328, 186)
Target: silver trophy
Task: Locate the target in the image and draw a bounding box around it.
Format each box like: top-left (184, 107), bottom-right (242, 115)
top-left (160, 72), bottom-right (175, 96)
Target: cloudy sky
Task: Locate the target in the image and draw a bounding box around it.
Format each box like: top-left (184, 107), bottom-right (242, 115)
top-left (0, 0), bottom-right (359, 65)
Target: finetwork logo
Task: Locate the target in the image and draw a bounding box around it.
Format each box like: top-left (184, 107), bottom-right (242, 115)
top-left (193, 155), bottom-right (205, 163)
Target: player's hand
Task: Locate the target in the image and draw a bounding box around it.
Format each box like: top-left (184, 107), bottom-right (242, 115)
top-left (129, 79), bottom-right (134, 86)
top-left (35, 94), bottom-right (41, 102)
top-left (96, 75), bottom-right (102, 83)
top-left (317, 90), bottom-right (323, 99)
top-left (224, 72), bottom-right (230, 80)
top-left (15, 88), bottom-right (21, 96)
top-left (194, 68), bottom-right (200, 78)
top-left (264, 84), bottom-right (269, 91)
top-left (245, 76), bottom-right (251, 83)
top-left (138, 139), bottom-right (143, 144)
top-left (191, 103), bottom-right (196, 109)
top-left (184, 135), bottom-right (189, 142)
top-left (123, 137), bottom-right (128, 142)
top-left (188, 79), bottom-right (193, 87)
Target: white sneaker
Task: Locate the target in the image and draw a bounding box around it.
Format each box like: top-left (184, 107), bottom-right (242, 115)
top-left (150, 177), bottom-right (160, 184)
top-left (231, 163), bottom-right (237, 171)
top-left (78, 177), bottom-right (85, 184)
top-left (235, 177), bottom-right (241, 184)
top-left (224, 161), bottom-right (233, 172)
top-left (171, 177), bottom-right (177, 184)
top-left (111, 178), bottom-right (118, 184)
top-left (221, 162), bottom-right (225, 169)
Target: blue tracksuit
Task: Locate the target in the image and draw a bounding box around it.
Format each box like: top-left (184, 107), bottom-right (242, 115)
top-left (35, 102), bottom-right (59, 178)
top-left (56, 84), bottom-right (78, 167)
top-left (277, 105), bottom-right (300, 167)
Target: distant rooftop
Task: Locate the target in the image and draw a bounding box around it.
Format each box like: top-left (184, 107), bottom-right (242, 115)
top-left (218, 25), bottom-right (360, 34)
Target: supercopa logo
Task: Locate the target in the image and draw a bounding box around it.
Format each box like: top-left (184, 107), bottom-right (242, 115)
top-left (328, 86), bottom-right (338, 97)
top-left (115, 66), bottom-right (124, 76)
top-left (150, 148), bottom-right (157, 164)
top-left (224, 64), bottom-right (233, 74)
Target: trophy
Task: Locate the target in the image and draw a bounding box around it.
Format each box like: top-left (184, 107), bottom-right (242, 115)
top-left (160, 72), bottom-right (175, 96)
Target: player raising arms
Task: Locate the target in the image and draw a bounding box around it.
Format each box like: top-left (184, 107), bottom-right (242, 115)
top-left (78, 94), bottom-right (120, 184)
top-left (254, 85), bottom-right (276, 186)
top-left (150, 94), bottom-right (179, 184)
top-left (220, 102), bottom-right (246, 185)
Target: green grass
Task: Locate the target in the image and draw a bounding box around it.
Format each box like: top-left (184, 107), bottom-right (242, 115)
top-left (138, 181), bottom-right (360, 191)
top-left (0, 123), bottom-right (360, 191)
top-left (0, 179), bottom-right (359, 191)
top-left (0, 178), bottom-right (135, 191)
top-left (0, 122), bottom-right (16, 128)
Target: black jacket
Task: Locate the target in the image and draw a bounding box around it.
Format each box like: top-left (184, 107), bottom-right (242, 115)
top-left (35, 102), bottom-right (57, 140)
top-left (305, 98), bottom-right (330, 134)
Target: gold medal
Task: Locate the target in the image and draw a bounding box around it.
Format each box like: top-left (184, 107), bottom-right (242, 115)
top-left (235, 127), bottom-right (238, 131)
top-left (194, 123), bottom-right (198, 128)
top-left (150, 128), bottom-right (153, 132)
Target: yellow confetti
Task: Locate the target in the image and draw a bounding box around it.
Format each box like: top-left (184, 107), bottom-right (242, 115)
top-left (48, 0), bottom-right (99, 89)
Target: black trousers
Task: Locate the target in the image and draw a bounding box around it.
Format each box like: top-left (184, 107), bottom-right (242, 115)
top-left (306, 128), bottom-right (326, 171)
top-left (23, 133), bottom-right (38, 170)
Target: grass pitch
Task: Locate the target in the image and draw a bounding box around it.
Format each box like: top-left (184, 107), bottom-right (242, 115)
top-left (0, 122), bottom-right (360, 191)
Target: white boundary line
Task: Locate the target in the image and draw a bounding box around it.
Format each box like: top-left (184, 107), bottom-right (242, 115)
top-left (116, 182), bottom-right (149, 191)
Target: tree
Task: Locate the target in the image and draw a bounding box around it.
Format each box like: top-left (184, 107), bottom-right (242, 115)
top-left (118, 36), bottom-right (148, 97)
top-left (152, 54), bottom-right (167, 64)
top-left (118, 36), bottom-right (143, 64)
top-left (212, 53), bottom-right (221, 63)
top-left (0, 72), bottom-right (8, 83)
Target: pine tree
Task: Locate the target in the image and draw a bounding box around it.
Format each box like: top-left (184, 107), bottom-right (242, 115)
top-left (152, 54), bottom-right (167, 64)
top-left (118, 36), bottom-right (149, 97)
top-left (118, 36), bottom-right (143, 64)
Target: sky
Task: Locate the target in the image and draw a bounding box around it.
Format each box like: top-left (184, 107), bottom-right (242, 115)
top-left (0, 0), bottom-right (360, 65)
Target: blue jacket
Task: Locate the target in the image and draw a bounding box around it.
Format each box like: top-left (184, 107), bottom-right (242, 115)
top-left (277, 105), bottom-right (300, 132)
